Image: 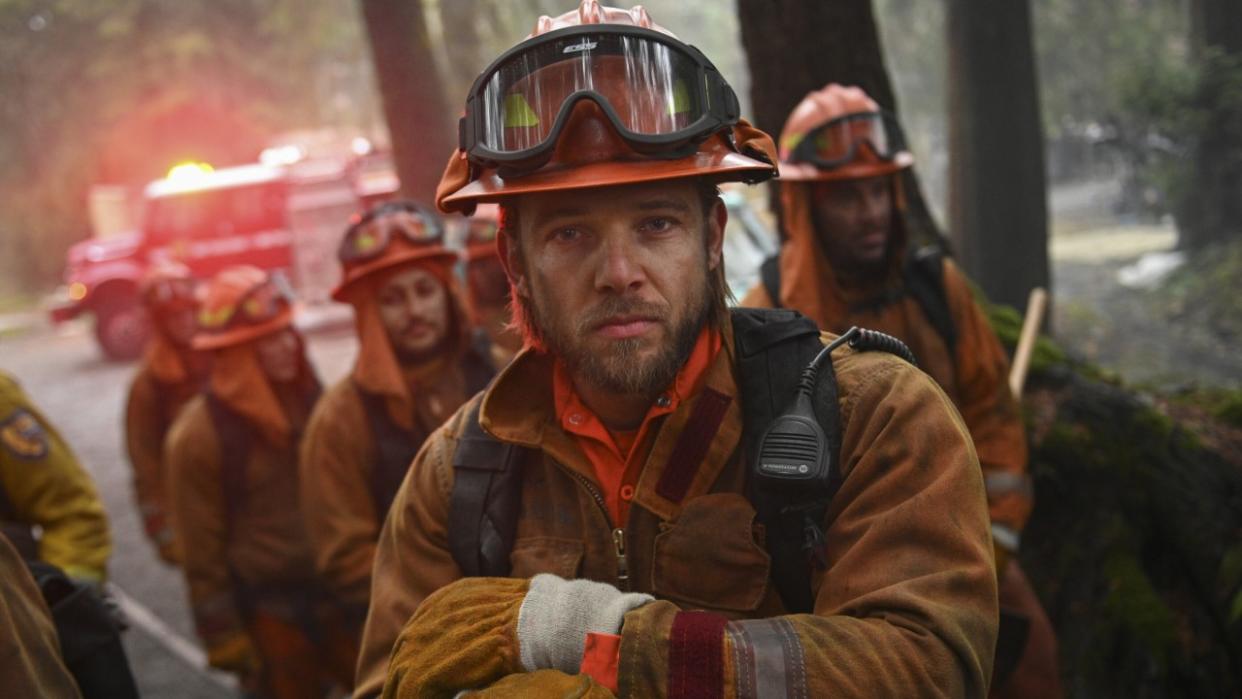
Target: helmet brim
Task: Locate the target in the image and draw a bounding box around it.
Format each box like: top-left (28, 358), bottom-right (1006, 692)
top-left (331, 248), bottom-right (460, 303)
top-left (777, 151), bottom-right (913, 182)
top-left (441, 149), bottom-right (773, 213)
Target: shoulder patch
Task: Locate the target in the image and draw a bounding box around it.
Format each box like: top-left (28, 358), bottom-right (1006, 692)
top-left (1, 409), bottom-right (49, 460)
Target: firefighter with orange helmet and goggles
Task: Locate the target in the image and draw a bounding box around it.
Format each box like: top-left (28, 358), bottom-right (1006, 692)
top-left (363, 3), bottom-right (997, 698)
top-left (298, 200), bottom-right (494, 671)
top-left (125, 262), bottom-right (208, 565)
top-left (165, 266), bottom-right (356, 698)
top-left (459, 204), bottom-right (522, 366)
top-left (742, 82), bottom-right (1057, 697)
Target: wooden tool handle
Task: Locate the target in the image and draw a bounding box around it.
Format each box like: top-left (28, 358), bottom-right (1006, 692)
top-left (1009, 287), bottom-right (1048, 399)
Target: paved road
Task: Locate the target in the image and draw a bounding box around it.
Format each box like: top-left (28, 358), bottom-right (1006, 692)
top-left (0, 317), bottom-right (357, 698)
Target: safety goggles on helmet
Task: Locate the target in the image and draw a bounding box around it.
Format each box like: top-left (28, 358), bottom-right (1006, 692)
top-left (198, 273), bottom-right (294, 332)
top-left (466, 217), bottom-right (498, 248)
top-left (461, 24), bottom-right (741, 177)
top-left (786, 110), bottom-right (908, 171)
top-left (337, 201), bottom-right (444, 265)
top-left (145, 277), bottom-right (200, 308)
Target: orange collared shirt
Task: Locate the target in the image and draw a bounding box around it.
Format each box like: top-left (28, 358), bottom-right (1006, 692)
top-left (552, 325), bottom-right (722, 526)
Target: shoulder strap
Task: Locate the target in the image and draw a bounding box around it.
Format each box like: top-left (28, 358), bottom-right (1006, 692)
top-left (903, 246), bottom-right (957, 358)
top-left (449, 401), bottom-right (527, 577)
top-left (27, 560), bottom-right (140, 698)
top-left (759, 255), bottom-right (782, 308)
top-left (352, 383), bottom-right (425, 518)
top-left (730, 307), bottom-right (842, 614)
top-left (205, 394), bottom-right (252, 523)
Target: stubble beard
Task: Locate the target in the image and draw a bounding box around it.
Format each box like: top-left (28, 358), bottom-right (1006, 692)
top-left (526, 271), bottom-right (711, 401)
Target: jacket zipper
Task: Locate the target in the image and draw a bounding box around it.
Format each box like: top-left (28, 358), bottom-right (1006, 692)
top-left (561, 464), bottom-right (630, 591)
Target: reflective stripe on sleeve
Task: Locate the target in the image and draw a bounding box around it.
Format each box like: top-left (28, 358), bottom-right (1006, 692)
top-left (724, 618), bottom-right (808, 699)
top-left (991, 523), bottom-right (1022, 553)
top-left (984, 472), bottom-right (1033, 499)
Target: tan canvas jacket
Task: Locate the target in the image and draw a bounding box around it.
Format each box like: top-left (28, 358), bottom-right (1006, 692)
top-left (356, 323), bottom-right (999, 698)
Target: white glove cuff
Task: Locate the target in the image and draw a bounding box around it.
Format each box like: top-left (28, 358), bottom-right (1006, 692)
top-left (517, 573), bottom-right (654, 674)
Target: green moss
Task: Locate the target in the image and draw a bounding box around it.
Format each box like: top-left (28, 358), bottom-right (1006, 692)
top-left (984, 301), bottom-right (1069, 375)
top-left (1171, 386), bottom-right (1242, 428)
top-left (1103, 553), bottom-right (1178, 663)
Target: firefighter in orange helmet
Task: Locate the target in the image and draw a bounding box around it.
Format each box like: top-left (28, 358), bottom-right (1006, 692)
top-left (361, 3), bottom-right (997, 698)
top-left (164, 266), bottom-right (355, 697)
top-left (741, 82), bottom-right (1059, 697)
top-left (125, 261), bottom-right (208, 564)
top-left (298, 201), bottom-right (494, 661)
top-left (461, 204), bottom-right (523, 367)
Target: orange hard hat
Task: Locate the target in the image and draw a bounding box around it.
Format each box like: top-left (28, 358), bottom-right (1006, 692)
top-left (436, 0), bottom-right (777, 214)
top-left (331, 201), bottom-right (459, 303)
top-left (139, 260), bottom-right (200, 312)
top-left (193, 266), bottom-right (294, 350)
top-left (778, 83), bottom-right (914, 182)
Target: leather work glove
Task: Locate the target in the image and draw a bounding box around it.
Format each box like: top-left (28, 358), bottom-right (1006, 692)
top-left (207, 630), bottom-right (262, 678)
top-left (460, 669), bottom-right (616, 698)
top-left (384, 575), bottom-right (652, 698)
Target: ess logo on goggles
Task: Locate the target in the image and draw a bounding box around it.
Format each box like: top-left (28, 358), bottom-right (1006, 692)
top-left (785, 110), bottom-right (908, 170)
top-left (338, 201), bottom-right (445, 265)
top-left (198, 273), bottom-right (294, 331)
top-left (460, 24), bottom-right (741, 178)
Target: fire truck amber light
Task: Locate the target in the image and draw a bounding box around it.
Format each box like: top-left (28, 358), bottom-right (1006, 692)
top-left (68, 282), bottom-right (87, 301)
top-left (166, 161), bottom-right (215, 182)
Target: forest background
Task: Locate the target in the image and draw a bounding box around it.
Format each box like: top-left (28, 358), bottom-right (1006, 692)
top-left (2, 2), bottom-right (1241, 694)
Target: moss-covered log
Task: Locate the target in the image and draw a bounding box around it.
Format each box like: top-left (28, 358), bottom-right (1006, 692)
top-left (990, 304), bottom-right (1242, 696)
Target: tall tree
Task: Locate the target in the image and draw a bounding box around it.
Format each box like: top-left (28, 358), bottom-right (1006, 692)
top-left (946, 0), bottom-right (1049, 311)
top-left (358, 0), bottom-right (453, 203)
top-left (735, 0), bottom-right (942, 245)
top-left (1179, 0), bottom-right (1242, 248)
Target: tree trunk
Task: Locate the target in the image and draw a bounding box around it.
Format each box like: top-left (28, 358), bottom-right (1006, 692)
top-left (946, 0), bottom-right (1050, 312)
top-left (358, 0), bottom-right (454, 203)
top-left (1178, 0), bottom-right (1242, 249)
top-left (735, 0), bottom-right (942, 246)
top-left (438, 0), bottom-right (484, 101)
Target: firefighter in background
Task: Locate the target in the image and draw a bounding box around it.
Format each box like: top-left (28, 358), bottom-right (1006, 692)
top-left (461, 203), bottom-right (523, 367)
top-left (740, 83), bottom-right (1059, 697)
top-left (298, 201), bottom-right (494, 655)
top-left (165, 266), bottom-right (354, 697)
top-left (0, 370), bottom-right (111, 584)
top-left (125, 262), bottom-right (208, 564)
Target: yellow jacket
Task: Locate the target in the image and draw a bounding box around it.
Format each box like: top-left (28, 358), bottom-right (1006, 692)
top-left (0, 371), bottom-right (111, 582)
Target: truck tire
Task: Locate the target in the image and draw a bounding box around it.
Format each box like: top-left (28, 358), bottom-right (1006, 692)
top-left (93, 293), bottom-right (149, 362)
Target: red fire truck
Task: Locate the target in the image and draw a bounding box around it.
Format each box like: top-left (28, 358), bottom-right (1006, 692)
top-left (51, 158), bottom-right (367, 360)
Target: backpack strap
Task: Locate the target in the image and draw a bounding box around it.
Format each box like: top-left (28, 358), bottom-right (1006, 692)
top-left (903, 246), bottom-right (957, 359)
top-left (449, 401), bottom-right (526, 577)
top-left (27, 560), bottom-right (140, 698)
top-left (352, 383), bottom-right (426, 519)
top-left (759, 255), bottom-right (782, 309)
top-left (730, 307), bottom-right (842, 614)
top-left (205, 394), bottom-right (252, 525)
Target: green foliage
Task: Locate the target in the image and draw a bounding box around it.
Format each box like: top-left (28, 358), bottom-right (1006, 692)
top-left (1102, 552), bottom-right (1178, 664)
top-left (0, 1), bottom-right (375, 292)
top-left (985, 301), bottom-right (1068, 376)
top-left (1034, 0), bottom-right (1191, 140)
top-left (1153, 240), bottom-right (1242, 346)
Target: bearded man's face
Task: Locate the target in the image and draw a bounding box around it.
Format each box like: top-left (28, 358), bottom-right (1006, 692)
top-left (509, 179), bottom-right (724, 399)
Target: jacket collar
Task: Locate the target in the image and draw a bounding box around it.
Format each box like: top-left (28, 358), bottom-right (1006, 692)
top-left (479, 319), bottom-right (744, 522)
